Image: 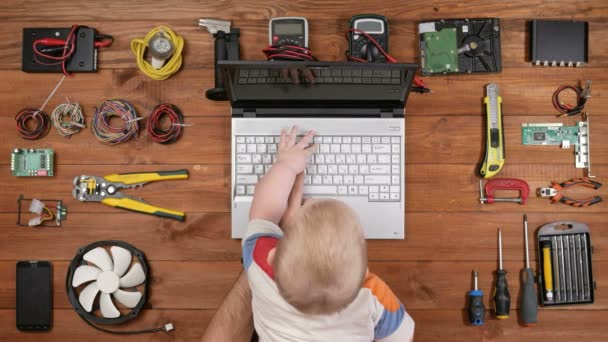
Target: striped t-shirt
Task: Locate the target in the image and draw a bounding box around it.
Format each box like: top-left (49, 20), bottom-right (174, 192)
top-left (243, 219), bottom-right (415, 342)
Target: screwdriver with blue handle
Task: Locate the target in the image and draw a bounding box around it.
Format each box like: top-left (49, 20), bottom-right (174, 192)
top-left (468, 270), bottom-right (485, 325)
top-left (494, 229), bottom-right (511, 319)
top-left (520, 214), bottom-right (538, 326)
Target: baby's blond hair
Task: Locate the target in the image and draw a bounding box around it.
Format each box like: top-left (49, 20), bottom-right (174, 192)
top-left (274, 199), bottom-right (367, 315)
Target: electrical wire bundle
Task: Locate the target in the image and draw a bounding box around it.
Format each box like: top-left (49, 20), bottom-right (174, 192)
top-left (91, 99), bottom-right (140, 145)
top-left (32, 25), bottom-right (113, 76)
top-left (552, 80), bottom-right (591, 117)
top-left (146, 103), bottom-right (184, 144)
top-left (345, 28), bottom-right (430, 93)
top-left (263, 45), bottom-right (318, 61)
top-left (51, 100), bottom-right (85, 137)
top-left (131, 26), bottom-right (184, 80)
top-left (15, 109), bottom-right (51, 140)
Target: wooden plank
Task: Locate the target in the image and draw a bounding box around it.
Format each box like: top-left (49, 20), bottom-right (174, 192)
top-left (2, 18), bottom-right (608, 69)
top-left (1, 0), bottom-right (606, 21)
top-left (0, 117), bottom-right (230, 166)
top-left (0, 261), bottom-right (241, 309)
top-left (0, 213), bottom-right (241, 262)
top-left (0, 309), bottom-right (213, 341)
top-left (1, 308), bottom-right (607, 342)
top-left (368, 212), bottom-right (608, 262)
top-left (0, 164), bottom-right (229, 213)
top-left (1, 115), bottom-right (606, 166)
top-left (373, 261), bottom-right (608, 310)
top-left (1, 68), bottom-right (606, 117)
top-left (410, 310), bottom-right (608, 341)
top-left (405, 115), bottom-right (608, 165)
top-left (0, 164), bottom-right (605, 214)
top-left (404, 164), bottom-right (608, 213)
top-left (1, 212), bottom-right (606, 262)
top-left (0, 260), bottom-right (605, 311)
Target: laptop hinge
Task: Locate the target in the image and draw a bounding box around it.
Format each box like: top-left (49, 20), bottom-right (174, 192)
top-left (242, 109), bottom-right (256, 118)
top-left (380, 108), bottom-right (401, 118)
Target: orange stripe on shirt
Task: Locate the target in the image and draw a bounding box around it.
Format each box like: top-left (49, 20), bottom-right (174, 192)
top-left (363, 272), bottom-right (400, 312)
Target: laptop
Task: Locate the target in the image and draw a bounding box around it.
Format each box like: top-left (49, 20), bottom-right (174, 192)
top-left (220, 60), bottom-right (417, 239)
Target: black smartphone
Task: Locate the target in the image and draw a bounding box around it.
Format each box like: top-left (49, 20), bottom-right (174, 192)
top-left (16, 261), bottom-right (52, 331)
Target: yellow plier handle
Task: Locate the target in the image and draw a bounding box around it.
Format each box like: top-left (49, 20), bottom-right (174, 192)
top-left (101, 197), bottom-right (186, 221)
top-left (101, 169), bottom-right (188, 221)
top-left (104, 169), bottom-right (189, 185)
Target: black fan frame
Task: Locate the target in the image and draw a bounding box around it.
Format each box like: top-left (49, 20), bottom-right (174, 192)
top-left (66, 240), bottom-right (150, 325)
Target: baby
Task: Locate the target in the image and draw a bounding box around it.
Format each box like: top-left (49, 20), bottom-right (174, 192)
top-left (243, 126), bottom-right (414, 341)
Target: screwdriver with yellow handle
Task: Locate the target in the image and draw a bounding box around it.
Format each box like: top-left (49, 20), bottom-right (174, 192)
top-left (73, 169), bottom-right (189, 221)
top-left (541, 240), bottom-right (554, 302)
top-left (494, 229), bottom-right (511, 319)
top-left (520, 214), bottom-right (538, 326)
top-left (479, 83), bottom-right (505, 178)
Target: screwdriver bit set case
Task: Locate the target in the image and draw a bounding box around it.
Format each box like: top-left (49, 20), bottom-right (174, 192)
top-left (537, 221), bottom-right (595, 306)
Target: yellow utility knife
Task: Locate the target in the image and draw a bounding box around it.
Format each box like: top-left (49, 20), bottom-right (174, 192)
top-left (73, 169), bottom-right (189, 221)
top-left (480, 83), bottom-right (505, 178)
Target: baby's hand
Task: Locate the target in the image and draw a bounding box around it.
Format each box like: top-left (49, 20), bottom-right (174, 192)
top-left (276, 126), bottom-right (317, 175)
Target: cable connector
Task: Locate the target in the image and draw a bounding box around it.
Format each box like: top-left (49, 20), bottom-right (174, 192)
top-left (164, 323), bottom-right (175, 332)
top-left (29, 199), bottom-right (45, 215)
top-left (582, 80), bottom-right (592, 99)
top-left (28, 217), bottom-right (42, 227)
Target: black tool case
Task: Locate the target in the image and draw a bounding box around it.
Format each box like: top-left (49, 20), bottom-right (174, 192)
top-left (537, 221), bottom-right (595, 306)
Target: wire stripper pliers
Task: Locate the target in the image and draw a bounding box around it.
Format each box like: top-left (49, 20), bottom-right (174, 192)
top-left (73, 169), bottom-right (189, 220)
top-left (538, 178), bottom-right (602, 207)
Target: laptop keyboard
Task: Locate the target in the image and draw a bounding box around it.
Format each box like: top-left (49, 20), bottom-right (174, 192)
top-left (237, 68), bottom-right (402, 85)
top-left (235, 135), bottom-right (402, 202)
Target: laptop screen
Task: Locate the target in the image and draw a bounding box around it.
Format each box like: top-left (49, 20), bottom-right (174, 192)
top-left (219, 61), bottom-right (417, 115)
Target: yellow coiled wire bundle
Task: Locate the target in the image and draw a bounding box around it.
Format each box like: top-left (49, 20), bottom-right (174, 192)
top-left (130, 26), bottom-right (184, 80)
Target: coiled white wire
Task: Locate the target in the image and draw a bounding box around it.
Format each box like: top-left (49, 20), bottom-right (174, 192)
top-left (51, 100), bottom-right (85, 137)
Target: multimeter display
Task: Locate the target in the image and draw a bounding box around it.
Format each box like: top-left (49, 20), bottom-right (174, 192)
top-left (274, 23), bottom-right (304, 35)
top-left (356, 20), bottom-right (384, 33)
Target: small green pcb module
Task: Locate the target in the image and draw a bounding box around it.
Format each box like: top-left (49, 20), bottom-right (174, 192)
top-left (11, 148), bottom-right (54, 176)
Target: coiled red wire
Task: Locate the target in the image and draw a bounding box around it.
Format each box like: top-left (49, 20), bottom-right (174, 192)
top-left (146, 104), bottom-right (184, 144)
top-left (15, 109), bottom-right (51, 140)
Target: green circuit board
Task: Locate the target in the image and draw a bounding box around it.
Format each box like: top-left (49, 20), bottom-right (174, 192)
top-left (11, 149), bottom-right (54, 176)
top-left (420, 28), bottom-right (458, 74)
top-left (521, 123), bottom-right (579, 146)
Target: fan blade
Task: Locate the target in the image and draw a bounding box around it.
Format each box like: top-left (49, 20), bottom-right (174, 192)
top-left (79, 282), bottom-right (100, 312)
top-left (111, 246), bottom-right (132, 277)
top-left (113, 289), bottom-right (143, 308)
top-left (83, 247), bottom-right (114, 272)
top-left (119, 263), bottom-right (146, 288)
top-left (100, 293), bottom-right (121, 318)
top-left (72, 265), bottom-right (102, 287)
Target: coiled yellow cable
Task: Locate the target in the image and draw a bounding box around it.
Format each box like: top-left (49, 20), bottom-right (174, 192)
top-left (131, 26), bottom-right (184, 80)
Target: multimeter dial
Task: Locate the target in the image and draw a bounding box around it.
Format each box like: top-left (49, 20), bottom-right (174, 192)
top-left (349, 15), bottom-right (389, 62)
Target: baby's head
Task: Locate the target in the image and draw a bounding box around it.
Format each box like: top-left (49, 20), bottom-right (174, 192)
top-left (272, 199), bottom-right (367, 315)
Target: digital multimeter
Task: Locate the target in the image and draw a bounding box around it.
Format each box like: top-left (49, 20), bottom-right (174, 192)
top-left (349, 14), bottom-right (389, 62)
top-left (269, 17), bottom-right (309, 48)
